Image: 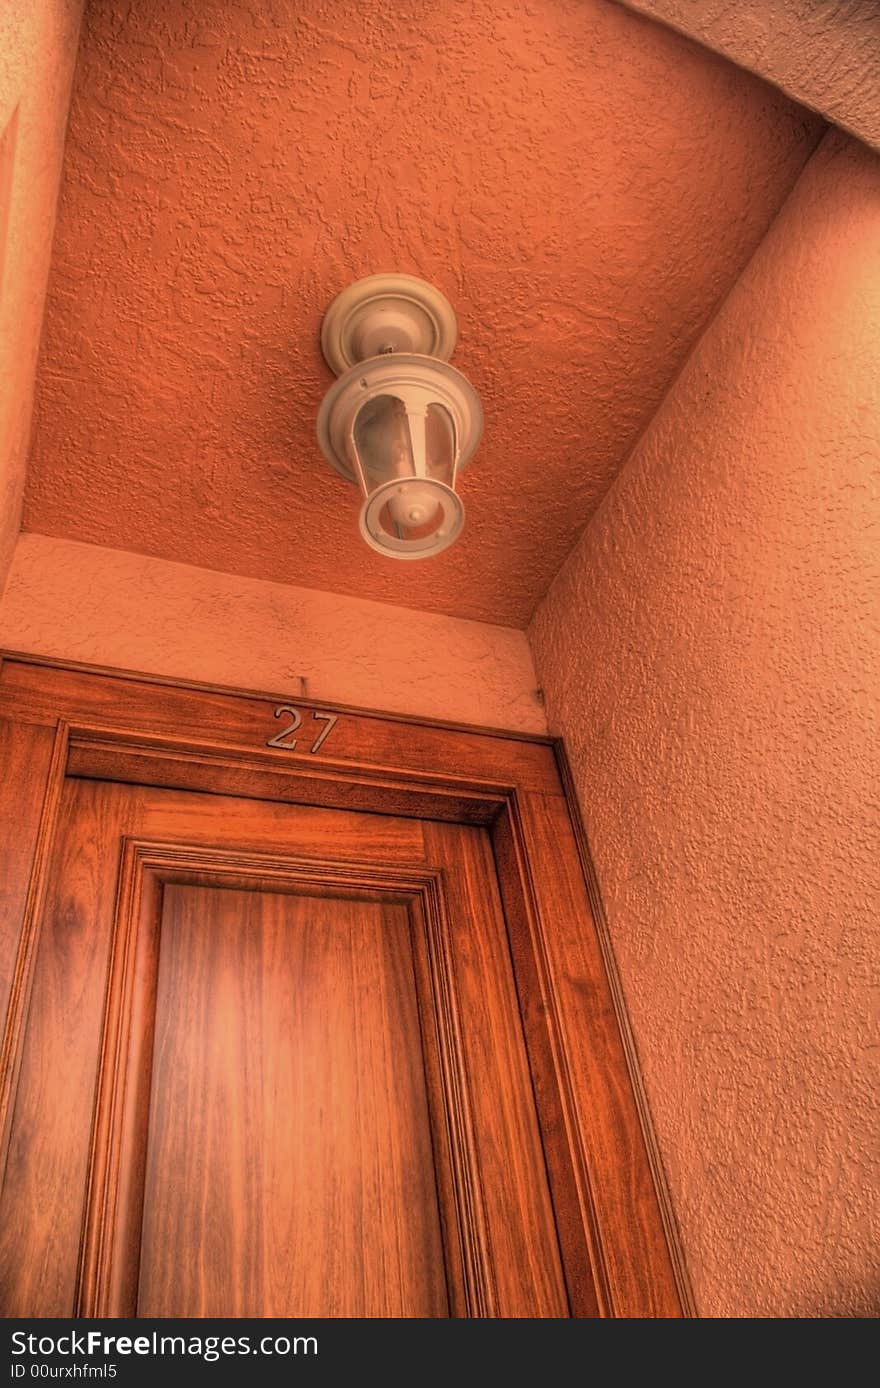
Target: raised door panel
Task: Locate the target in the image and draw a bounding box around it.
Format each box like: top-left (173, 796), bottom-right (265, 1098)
top-left (138, 885), bottom-right (446, 1318)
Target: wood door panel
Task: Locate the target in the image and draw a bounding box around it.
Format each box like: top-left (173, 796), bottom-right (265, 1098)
top-left (138, 885), bottom-right (447, 1318)
top-left (0, 775), bottom-right (569, 1318)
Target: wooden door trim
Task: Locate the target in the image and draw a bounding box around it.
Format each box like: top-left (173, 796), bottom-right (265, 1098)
top-left (493, 789), bottom-right (613, 1315)
top-left (0, 649), bottom-right (550, 744)
top-left (0, 651), bottom-right (693, 1318)
top-left (553, 744), bottom-right (696, 1318)
top-left (0, 719), bottom-right (69, 1190)
top-left (64, 723), bottom-right (512, 824)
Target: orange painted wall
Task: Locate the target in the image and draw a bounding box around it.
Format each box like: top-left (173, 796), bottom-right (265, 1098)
top-left (0, 535), bottom-right (546, 733)
top-left (0, 1), bottom-right (83, 597)
top-left (531, 129), bottom-right (880, 1317)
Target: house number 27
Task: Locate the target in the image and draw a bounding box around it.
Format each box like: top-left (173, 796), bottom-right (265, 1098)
top-left (266, 705), bottom-right (338, 753)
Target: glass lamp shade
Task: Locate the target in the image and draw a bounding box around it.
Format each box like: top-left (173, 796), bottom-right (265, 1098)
top-left (316, 354), bottom-right (483, 560)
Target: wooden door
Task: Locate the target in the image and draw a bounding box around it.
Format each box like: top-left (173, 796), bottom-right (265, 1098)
top-left (0, 778), bottom-right (569, 1317)
top-left (0, 653), bottom-right (690, 1317)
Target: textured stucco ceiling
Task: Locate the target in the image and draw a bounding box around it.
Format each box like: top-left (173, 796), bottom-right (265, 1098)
top-left (615, 0), bottom-right (880, 151)
top-left (24, 0), bottom-right (823, 626)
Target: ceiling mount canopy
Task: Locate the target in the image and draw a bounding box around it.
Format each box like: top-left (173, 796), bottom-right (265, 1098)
top-left (317, 274), bottom-right (483, 561)
top-left (319, 272), bottom-right (459, 374)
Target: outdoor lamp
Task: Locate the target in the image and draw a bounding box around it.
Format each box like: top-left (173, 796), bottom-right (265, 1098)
top-left (317, 274), bottom-right (483, 560)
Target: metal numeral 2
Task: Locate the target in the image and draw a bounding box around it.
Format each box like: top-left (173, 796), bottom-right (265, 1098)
top-left (266, 705), bottom-right (338, 753)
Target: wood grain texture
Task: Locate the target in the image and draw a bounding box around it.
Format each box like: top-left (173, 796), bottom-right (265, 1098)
top-left (7, 781), bottom-right (569, 1316)
top-left (512, 789), bottom-right (685, 1316)
top-left (552, 742), bottom-right (696, 1315)
top-left (139, 885), bottom-right (447, 1318)
top-left (0, 781), bottom-right (428, 1316)
top-left (491, 798), bottom-right (604, 1316)
top-left (422, 821), bottom-right (570, 1318)
top-left (0, 650), bottom-right (547, 742)
top-left (78, 841), bottom-right (499, 1318)
top-left (0, 654), bottom-right (560, 794)
top-left (67, 734), bottom-right (505, 825)
top-left (76, 839), bottom-right (161, 1318)
top-left (0, 718), bottom-right (67, 1188)
top-left (129, 785), bottom-right (425, 866)
top-left (0, 717), bottom-right (61, 1023)
top-left (0, 779), bottom-right (139, 1315)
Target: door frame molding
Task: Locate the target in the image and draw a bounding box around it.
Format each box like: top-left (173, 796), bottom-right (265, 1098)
top-left (0, 650), bottom-right (693, 1318)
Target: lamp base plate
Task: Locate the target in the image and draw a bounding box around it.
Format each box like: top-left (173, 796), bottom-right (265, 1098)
top-left (320, 274), bottom-right (458, 375)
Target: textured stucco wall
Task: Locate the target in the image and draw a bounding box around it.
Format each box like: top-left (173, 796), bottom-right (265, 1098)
top-left (530, 129), bottom-right (880, 1317)
top-left (0, 1), bottom-right (83, 598)
top-left (616, 0), bottom-right (880, 150)
top-left (0, 535), bottom-right (546, 732)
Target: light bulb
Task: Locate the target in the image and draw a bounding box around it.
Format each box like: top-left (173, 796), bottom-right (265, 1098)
top-left (387, 483), bottom-right (441, 529)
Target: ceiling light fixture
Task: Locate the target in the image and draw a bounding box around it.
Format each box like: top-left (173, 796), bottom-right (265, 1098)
top-left (316, 274), bottom-right (483, 560)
